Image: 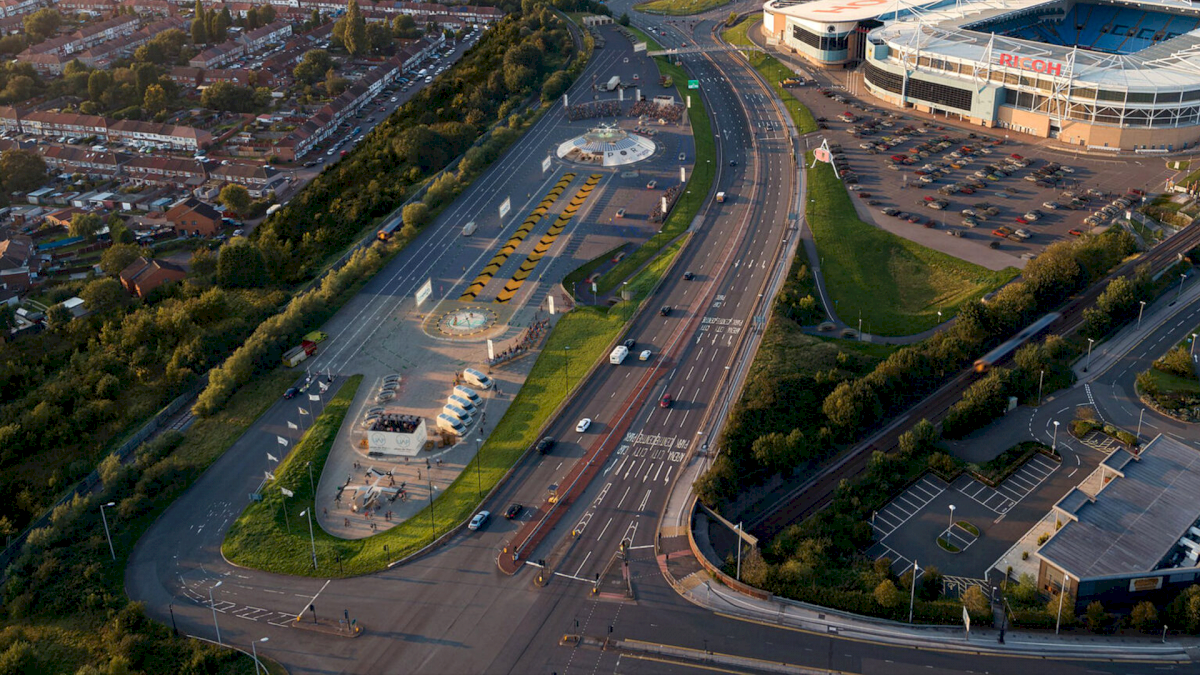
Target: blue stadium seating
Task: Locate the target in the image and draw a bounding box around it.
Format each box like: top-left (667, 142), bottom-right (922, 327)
top-left (977, 3), bottom-right (1196, 54)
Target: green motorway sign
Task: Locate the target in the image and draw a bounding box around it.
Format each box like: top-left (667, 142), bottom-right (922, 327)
top-left (688, 80), bottom-right (699, 90)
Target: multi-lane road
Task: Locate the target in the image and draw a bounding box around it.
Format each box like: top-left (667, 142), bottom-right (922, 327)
top-left (124, 7), bottom-right (1200, 675)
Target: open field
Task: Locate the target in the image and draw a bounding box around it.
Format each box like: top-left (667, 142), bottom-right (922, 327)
top-left (635, 0), bottom-right (730, 15)
top-left (805, 151), bottom-right (1019, 336)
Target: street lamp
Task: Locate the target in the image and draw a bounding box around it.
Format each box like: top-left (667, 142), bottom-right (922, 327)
top-left (1085, 337), bottom-right (1094, 372)
top-left (948, 505), bottom-right (955, 532)
top-left (306, 461), bottom-right (315, 496)
top-left (428, 480), bottom-right (437, 545)
top-left (475, 436), bottom-right (484, 499)
top-left (1137, 408), bottom-right (1146, 440)
top-left (1137, 300), bottom-right (1146, 329)
top-left (1192, 333), bottom-right (1198, 358)
top-left (208, 581), bottom-right (222, 645)
top-left (298, 509), bottom-right (317, 569)
top-left (1178, 273), bottom-right (1187, 301)
top-left (251, 637), bottom-right (268, 675)
top-left (908, 560), bottom-right (919, 623)
top-left (563, 346), bottom-right (571, 393)
top-left (1037, 369), bottom-right (1045, 407)
top-left (1053, 420), bottom-right (1060, 450)
top-left (100, 501), bottom-right (116, 561)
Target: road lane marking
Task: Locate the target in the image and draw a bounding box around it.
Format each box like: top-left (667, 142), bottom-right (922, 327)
top-left (616, 486), bottom-right (631, 508)
top-left (597, 517), bottom-right (613, 541)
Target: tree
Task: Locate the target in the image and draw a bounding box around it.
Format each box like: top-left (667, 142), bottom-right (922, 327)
top-left (0, 34), bottom-right (26, 56)
top-left (822, 379), bottom-right (880, 434)
top-left (293, 49), bottom-right (332, 85)
top-left (541, 70), bottom-right (570, 102)
top-left (143, 83), bottom-right (168, 114)
top-left (618, 12), bottom-right (631, 26)
top-left (1165, 584), bottom-right (1200, 633)
top-left (108, 214), bottom-right (134, 245)
top-left (47, 303), bottom-right (72, 327)
top-left (962, 585), bottom-right (989, 615)
top-left (1085, 600), bottom-right (1110, 633)
top-left (873, 579), bottom-right (901, 608)
top-left (392, 14), bottom-right (419, 38)
top-left (23, 8), bottom-right (62, 42)
top-left (0, 149), bottom-right (47, 193)
top-left (727, 11), bottom-right (737, 26)
top-left (339, 0), bottom-right (368, 55)
top-left (81, 278), bottom-right (126, 313)
top-left (87, 69), bottom-right (112, 101)
top-left (1131, 601), bottom-right (1159, 633)
top-left (218, 184), bottom-right (251, 216)
top-left (190, 247), bottom-right (217, 277)
top-left (201, 81), bottom-right (254, 112)
top-left (191, 0), bottom-right (208, 45)
top-left (69, 212), bottom-right (102, 241)
top-left (308, 8), bottom-right (321, 30)
top-left (402, 202), bottom-right (429, 231)
top-left (100, 243), bottom-right (143, 276)
top-left (325, 71), bottom-right (349, 97)
top-left (213, 7), bottom-right (232, 42)
top-left (216, 239), bottom-right (268, 289)
top-left (0, 75), bottom-right (35, 105)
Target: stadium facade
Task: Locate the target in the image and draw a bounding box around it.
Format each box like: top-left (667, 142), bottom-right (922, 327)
top-left (763, 0), bottom-right (1200, 150)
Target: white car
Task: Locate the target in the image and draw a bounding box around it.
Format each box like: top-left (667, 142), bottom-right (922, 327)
top-left (468, 511), bottom-right (490, 530)
top-left (575, 418), bottom-right (592, 433)
top-left (639, 350), bottom-right (652, 361)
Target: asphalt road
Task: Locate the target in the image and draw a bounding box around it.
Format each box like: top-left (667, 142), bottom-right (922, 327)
top-left (124, 7), bottom-right (1200, 675)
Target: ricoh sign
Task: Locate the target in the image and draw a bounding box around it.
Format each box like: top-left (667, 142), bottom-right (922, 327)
top-left (997, 53), bottom-right (1063, 76)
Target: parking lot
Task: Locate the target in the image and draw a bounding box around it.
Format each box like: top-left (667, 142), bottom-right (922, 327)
top-left (792, 82), bottom-right (1180, 267)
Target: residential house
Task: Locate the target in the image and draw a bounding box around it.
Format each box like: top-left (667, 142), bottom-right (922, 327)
top-left (212, 163), bottom-right (285, 196)
top-left (123, 155), bottom-right (208, 186)
top-left (0, 0), bottom-right (45, 18)
top-left (164, 197), bottom-right (222, 236)
top-left (40, 145), bottom-right (127, 179)
top-left (119, 256), bottom-right (187, 297)
top-left (107, 119), bottom-right (213, 151)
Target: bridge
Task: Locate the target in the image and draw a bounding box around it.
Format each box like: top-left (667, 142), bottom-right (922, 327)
top-left (646, 44), bottom-right (765, 57)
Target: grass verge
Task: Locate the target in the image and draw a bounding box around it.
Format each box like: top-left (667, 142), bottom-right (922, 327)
top-left (956, 521), bottom-right (980, 537)
top-left (635, 0), bottom-right (730, 15)
top-left (936, 537), bottom-right (960, 553)
top-left (564, 243), bottom-right (628, 300)
top-left (723, 16), bottom-right (818, 134)
top-left (596, 39), bottom-right (714, 295)
top-left (805, 151), bottom-right (1019, 335)
top-left (223, 305), bottom-right (628, 576)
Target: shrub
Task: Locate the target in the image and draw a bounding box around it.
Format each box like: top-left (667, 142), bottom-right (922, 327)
top-left (1131, 600), bottom-right (1159, 632)
top-left (1154, 345), bottom-right (1195, 378)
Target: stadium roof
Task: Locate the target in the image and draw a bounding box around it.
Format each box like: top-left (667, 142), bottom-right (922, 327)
top-left (765, 0), bottom-right (950, 24)
top-left (1037, 436), bottom-right (1200, 580)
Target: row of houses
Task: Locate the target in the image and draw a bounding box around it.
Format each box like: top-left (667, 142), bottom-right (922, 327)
top-left (34, 144), bottom-right (287, 194)
top-left (168, 66), bottom-right (275, 89)
top-left (17, 16), bottom-right (188, 74)
top-left (187, 19), bottom-right (293, 69)
top-left (269, 43), bottom-right (429, 161)
top-left (0, 0), bottom-right (44, 18)
top-left (19, 14), bottom-right (140, 58)
top-left (0, 108), bottom-right (214, 151)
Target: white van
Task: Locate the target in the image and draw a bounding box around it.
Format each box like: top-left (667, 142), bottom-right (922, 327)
top-left (437, 413), bottom-right (465, 435)
top-left (454, 385), bottom-right (481, 403)
top-left (463, 368), bottom-right (493, 390)
top-left (610, 345), bottom-right (629, 365)
top-left (462, 221), bottom-right (477, 236)
top-left (448, 394), bottom-right (476, 412)
top-left (442, 403), bottom-right (472, 423)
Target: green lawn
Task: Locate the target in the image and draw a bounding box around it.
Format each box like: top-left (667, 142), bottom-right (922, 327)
top-left (635, 0), bottom-right (731, 15)
top-left (1142, 366), bottom-right (1200, 395)
top-left (223, 304), bottom-right (629, 576)
top-left (596, 43), bottom-right (714, 294)
top-left (805, 152), bottom-right (1019, 336)
top-left (564, 243), bottom-right (627, 300)
top-left (723, 16), bottom-right (818, 134)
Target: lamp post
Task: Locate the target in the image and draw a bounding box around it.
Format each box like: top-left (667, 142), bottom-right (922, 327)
top-left (1192, 333), bottom-right (1198, 358)
top-left (1085, 337), bottom-right (1094, 372)
top-left (735, 522), bottom-right (743, 582)
top-left (1053, 420), bottom-right (1060, 450)
top-left (251, 637), bottom-right (268, 675)
top-left (1179, 273), bottom-right (1188, 301)
top-left (563, 346), bottom-right (570, 393)
top-left (908, 560), bottom-right (919, 623)
top-left (622, 281), bottom-right (629, 322)
top-left (428, 480), bottom-right (436, 545)
top-left (208, 581), bottom-right (222, 645)
top-left (475, 436), bottom-right (484, 499)
top-left (1037, 369), bottom-right (1044, 407)
top-left (948, 505), bottom-right (955, 532)
top-left (299, 509), bottom-right (317, 569)
top-left (306, 461), bottom-right (315, 496)
top-left (100, 501), bottom-right (116, 561)
top-left (1055, 578), bottom-right (1067, 635)
top-left (1137, 408), bottom-right (1146, 440)
top-left (1137, 300), bottom-right (1146, 329)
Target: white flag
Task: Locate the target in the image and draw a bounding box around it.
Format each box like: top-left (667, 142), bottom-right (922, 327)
top-left (265, 470), bottom-right (275, 480)
top-left (287, 421), bottom-right (298, 430)
top-left (319, 382), bottom-right (329, 393)
top-left (277, 436), bottom-right (288, 446)
top-left (299, 408), bottom-right (309, 415)
top-left (309, 394), bottom-right (320, 401)
top-left (281, 487), bottom-right (294, 497)
top-left (267, 453), bottom-right (278, 462)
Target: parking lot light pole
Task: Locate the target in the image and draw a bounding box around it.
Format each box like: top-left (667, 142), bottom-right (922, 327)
top-left (1179, 274), bottom-right (1188, 301)
top-left (948, 505), bottom-right (955, 534)
top-left (1053, 420), bottom-right (1060, 450)
top-left (1037, 369), bottom-right (1044, 407)
top-left (1137, 300), bottom-right (1146, 329)
top-left (475, 436), bottom-right (484, 499)
top-left (1137, 408), bottom-right (1146, 440)
top-left (1085, 337), bottom-right (1094, 372)
top-left (908, 560), bottom-right (919, 623)
top-left (100, 501), bottom-right (116, 561)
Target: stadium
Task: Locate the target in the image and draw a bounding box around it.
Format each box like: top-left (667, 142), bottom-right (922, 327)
top-left (762, 0), bottom-right (1200, 151)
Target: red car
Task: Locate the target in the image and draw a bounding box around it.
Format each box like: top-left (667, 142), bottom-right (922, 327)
top-left (659, 394), bottom-right (672, 408)
top-left (1068, 228), bottom-right (1083, 236)
top-left (1011, 153), bottom-right (1024, 160)
top-left (1015, 216), bottom-right (1029, 224)
top-left (891, 155), bottom-right (907, 162)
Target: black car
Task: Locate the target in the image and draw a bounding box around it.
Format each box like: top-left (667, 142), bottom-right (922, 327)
top-left (284, 387), bottom-right (299, 399)
top-left (622, 338), bottom-right (636, 349)
top-left (536, 436), bottom-right (556, 454)
top-left (504, 503), bottom-right (523, 519)
top-left (660, 305), bottom-right (671, 316)
top-left (729, 160), bottom-right (738, 166)
top-left (682, 271), bottom-right (695, 280)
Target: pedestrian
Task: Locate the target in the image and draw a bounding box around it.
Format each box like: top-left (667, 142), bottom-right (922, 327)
top-left (323, 508), bottom-right (328, 517)
top-left (417, 469), bottom-right (421, 480)
top-left (426, 458), bottom-right (431, 469)
top-left (345, 518), bottom-right (350, 527)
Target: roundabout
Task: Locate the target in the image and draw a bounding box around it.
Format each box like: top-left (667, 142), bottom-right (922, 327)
top-left (432, 305), bottom-right (499, 338)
